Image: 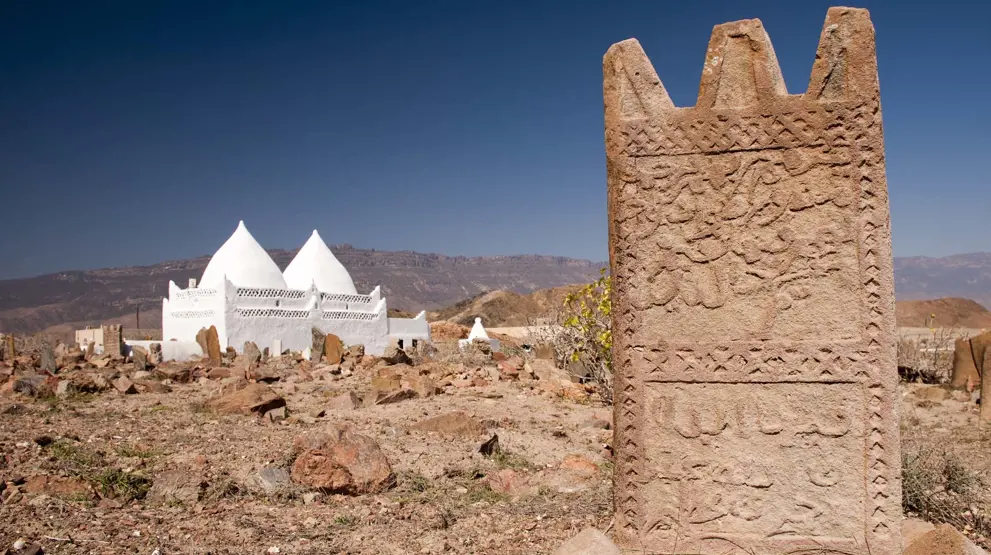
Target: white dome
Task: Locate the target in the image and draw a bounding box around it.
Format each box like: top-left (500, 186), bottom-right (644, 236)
top-left (467, 317), bottom-right (490, 341)
top-left (199, 221), bottom-right (288, 290)
top-left (283, 230), bottom-right (357, 294)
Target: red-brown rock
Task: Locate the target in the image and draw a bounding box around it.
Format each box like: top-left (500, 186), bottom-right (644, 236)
top-left (291, 426), bottom-right (395, 495)
top-left (206, 383), bottom-right (286, 415)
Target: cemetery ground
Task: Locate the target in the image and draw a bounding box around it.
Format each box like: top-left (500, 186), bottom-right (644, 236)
top-left (2, 333), bottom-right (991, 554)
top-left (0, 339), bottom-right (614, 554)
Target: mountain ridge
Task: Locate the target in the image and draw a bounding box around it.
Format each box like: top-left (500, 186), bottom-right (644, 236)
top-left (3, 248), bottom-right (990, 335)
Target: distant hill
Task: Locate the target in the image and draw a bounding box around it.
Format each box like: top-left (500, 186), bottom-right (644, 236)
top-left (0, 246), bottom-right (604, 334)
top-left (895, 298), bottom-right (991, 329)
top-left (4, 250), bottom-right (991, 336)
top-left (427, 286), bottom-right (579, 327)
top-left (895, 253), bottom-right (991, 310)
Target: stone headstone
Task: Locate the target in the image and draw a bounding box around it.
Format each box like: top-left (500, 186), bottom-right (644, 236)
top-left (241, 341), bottom-right (262, 370)
top-left (604, 9), bottom-right (898, 554)
top-left (311, 327), bottom-right (326, 361)
top-left (271, 339), bottom-right (283, 357)
top-left (5, 334), bottom-right (15, 361)
top-left (101, 324), bottom-right (123, 357)
top-left (981, 349), bottom-right (991, 424)
top-left (84, 341), bottom-right (95, 360)
top-left (203, 325), bottom-right (222, 365)
top-left (324, 333), bottom-right (344, 365)
top-left (39, 342), bottom-right (57, 374)
top-left (131, 345), bottom-right (149, 372)
top-left (951, 331), bottom-right (991, 389)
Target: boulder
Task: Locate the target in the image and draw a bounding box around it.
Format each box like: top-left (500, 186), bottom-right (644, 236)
top-left (206, 383), bottom-right (286, 416)
top-left (902, 518), bottom-right (937, 549)
top-left (380, 345), bottom-right (412, 366)
top-left (11, 375), bottom-right (48, 397)
top-left (55, 380), bottom-right (76, 398)
top-left (290, 426), bottom-right (395, 495)
top-left (155, 364), bottom-right (192, 383)
top-left (324, 334), bottom-right (344, 365)
top-left (411, 411), bottom-right (486, 437)
top-left (903, 523), bottom-right (987, 555)
top-left (552, 528), bottom-right (620, 555)
top-left (69, 372), bottom-right (111, 393)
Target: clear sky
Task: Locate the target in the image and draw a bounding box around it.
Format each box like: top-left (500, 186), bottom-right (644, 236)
top-left (1, 0), bottom-right (988, 280)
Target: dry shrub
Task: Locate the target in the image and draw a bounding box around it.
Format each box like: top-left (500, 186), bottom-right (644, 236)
top-left (898, 327), bottom-right (962, 384)
top-left (902, 442), bottom-right (991, 542)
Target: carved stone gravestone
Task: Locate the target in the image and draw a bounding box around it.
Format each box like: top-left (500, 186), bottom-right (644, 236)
top-left (101, 324), bottom-right (123, 358)
top-left (604, 8), bottom-right (898, 554)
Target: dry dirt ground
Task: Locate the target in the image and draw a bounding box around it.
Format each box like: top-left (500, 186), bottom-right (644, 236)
top-left (0, 345), bottom-right (613, 554)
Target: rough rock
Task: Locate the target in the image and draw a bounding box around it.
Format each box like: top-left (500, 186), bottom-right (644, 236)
top-left (154, 365), bottom-right (192, 383)
top-left (265, 405), bottom-right (288, 423)
top-left (311, 328), bottom-right (326, 361)
top-left (55, 380), bottom-right (76, 398)
top-left (411, 411), bottom-right (486, 437)
top-left (68, 372), bottom-right (111, 393)
top-left (198, 326), bottom-right (222, 365)
top-left (146, 470), bottom-right (204, 506)
top-left (251, 466), bottom-right (291, 493)
top-left (39, 343), bottom-right (57, 374)
top-left (328, 391), bottom-right (362, 411)
top-left (903, 524), bottom-right (987, 555)
top-left (10, 375), bottom-right (48, 397)
top-left (323, 334), bottom-right (343, 365)
top-left (344, 344), bottom-right (365, 360)
top-left (915, 385), bottom-right (951, 402)
top-left (240, 341), bottom-right (262, 369)
top-left (112, 376), bottom-right (138, 395)
top-left (131, 346), bottom-right (149, 372)
top-left (290, 426), bottom-right (395, 495)
top-left (551, 528), bottom-right (620, 555)
top-left (206, 383), bottom-right (286, 416)
top-left (23, 475), bottom-right (91, 499)
top-left (902, 518), bottom-right (936, 549)
top-left (366, 388), bottom-right (418, 406)
top-left (380, 345), bottom-right (412, 366)
top-left (403, 375), bottom-right (439, 398)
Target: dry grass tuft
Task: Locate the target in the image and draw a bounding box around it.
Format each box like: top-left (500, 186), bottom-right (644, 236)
top-left (903, 442), bottom-right (991, 540)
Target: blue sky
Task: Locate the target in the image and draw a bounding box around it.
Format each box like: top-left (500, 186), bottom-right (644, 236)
top-left (0, 0), bottom-right (988, 279)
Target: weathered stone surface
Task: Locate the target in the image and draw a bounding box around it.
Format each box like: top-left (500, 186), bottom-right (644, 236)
top-left (112, 376), bottom-right (137, 394)
top-left (146, 470), bottom-right (204, 506)
top-left (324, 334), bottom-right (343, 365)
top-left (365, 388), bottom-right (417, 406)
top-left (39, 343), bottom-right (57, 374)
top-left (131, 346), bottom-right (149, 372)
top-left (102, 324), bottom-right (123, 357)
top-left (197, 326), bottom-right (222, 365)
top-left (410, 411), bottom-right (485, 436)
top-left (604, 9), bottom-right (898, 553)
top-left (290, 426), bottom-right (395, 495)
top-left (902, 518), bottom-right (936, 550)
top-left (311, 328), bottom-right (326, 361)
top-left (328, 391), bottom-right (362, 411)
top-left (251, 466), bottom-right (291, 493)
top-left (240, 341), bottom-right (262, 369)
top-left (552, 528), bottom-right (620, 555)
top-left (206, 383), bottom-right (286, 415)
top-left (903, 524), bottom-right (987, 555)
top-left (380, 345), bottom-right (411, 366)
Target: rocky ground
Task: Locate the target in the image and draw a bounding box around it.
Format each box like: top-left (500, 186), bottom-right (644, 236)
top-left (0, 337), bottom-right (613, 554)
top-left (4, 335), bottom-right (991, 554)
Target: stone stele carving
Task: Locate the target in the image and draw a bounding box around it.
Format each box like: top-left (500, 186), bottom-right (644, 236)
top-left (604, 8), bottom-right (898, 555)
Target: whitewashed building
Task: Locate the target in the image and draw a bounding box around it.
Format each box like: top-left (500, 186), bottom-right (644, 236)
top-left (161, 221), bottom-right (430, 355)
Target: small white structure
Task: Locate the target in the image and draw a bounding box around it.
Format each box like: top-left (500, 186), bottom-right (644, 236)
top-left (161, 221), bottom-right (430, 356)
top-left (459, 317), bottom-right (500, 352)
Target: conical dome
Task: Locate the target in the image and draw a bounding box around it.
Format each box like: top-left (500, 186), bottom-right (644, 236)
top-left (283, 230), bottom-right (357, 294)
top-left (200, 221), bottom-right (288, 290)
top-left (467, 317), bottom-right (490, 341)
